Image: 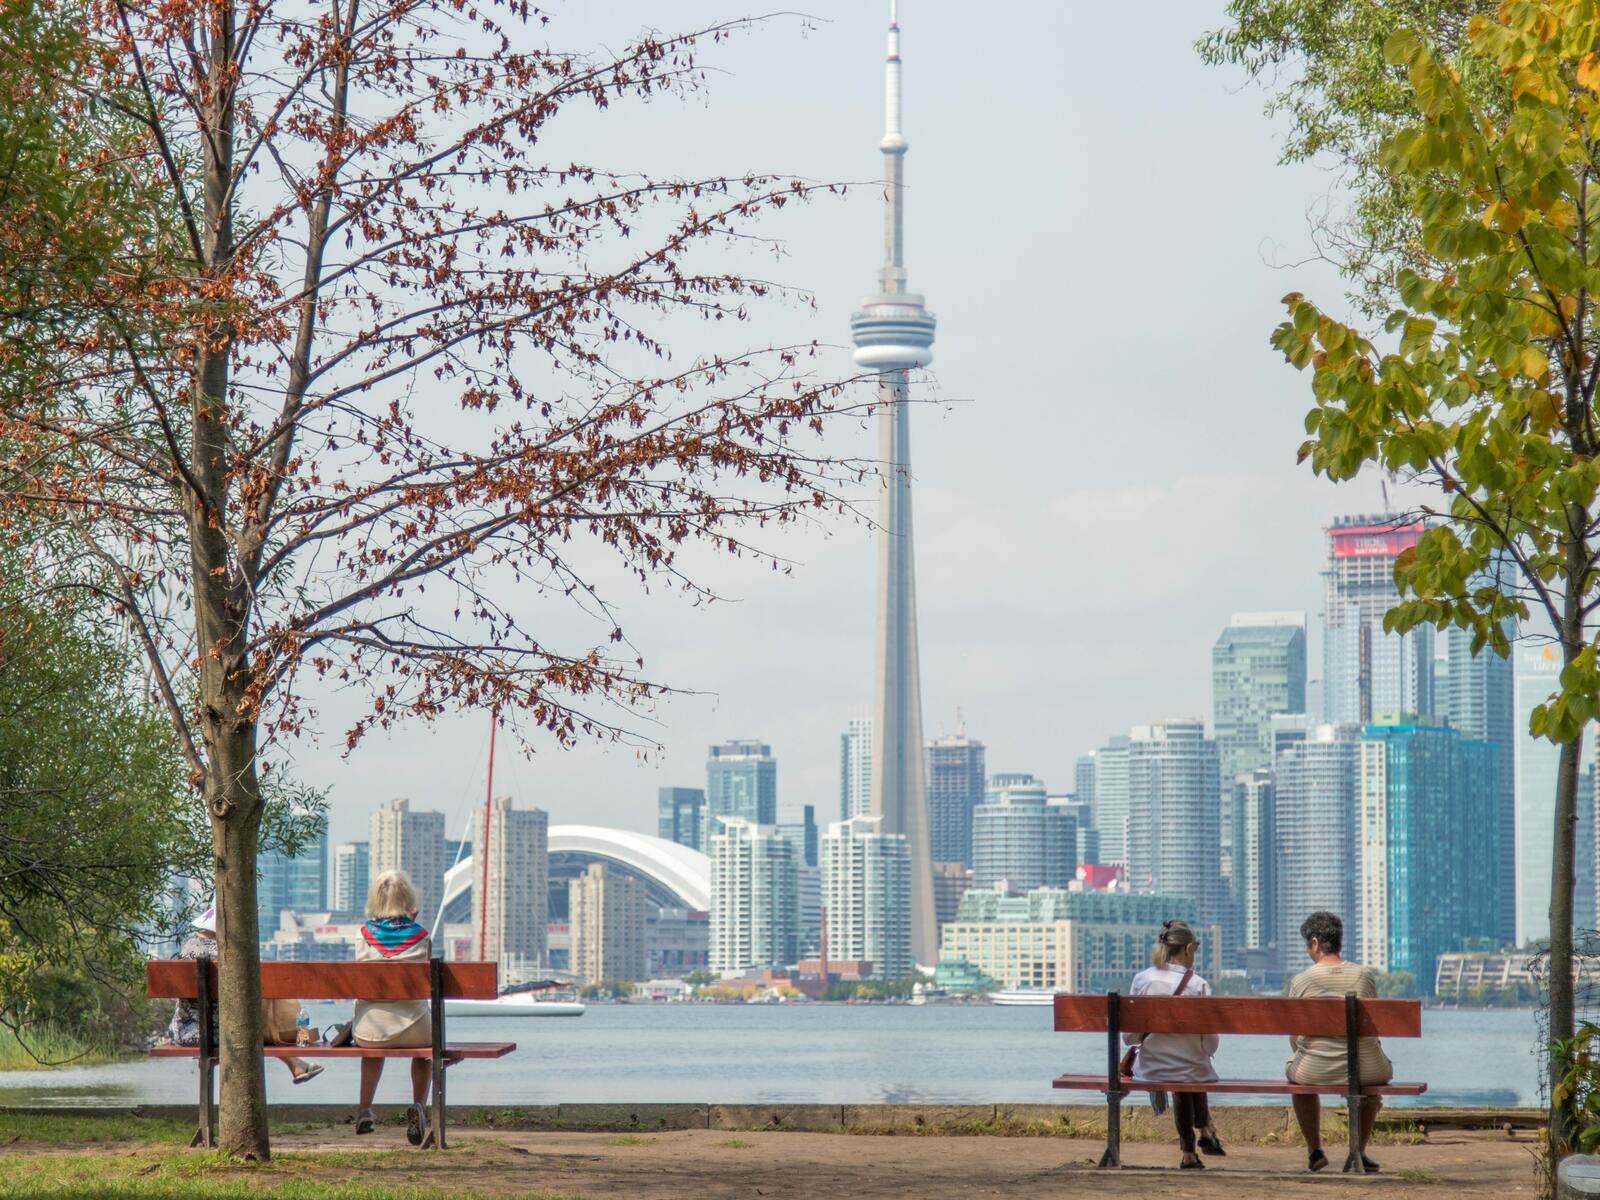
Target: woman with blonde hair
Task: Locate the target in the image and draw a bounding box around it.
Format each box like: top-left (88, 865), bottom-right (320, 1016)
top-left (1124, 919), bottom-right (1226, 1169)
top-left (353, 870), bottom-right (434, 1145)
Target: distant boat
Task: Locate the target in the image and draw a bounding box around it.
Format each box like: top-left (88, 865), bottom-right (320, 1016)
top-left (444, 993), bottom-right (586, 1018)
top-left (989, 987), bottom-right (1060, 1007)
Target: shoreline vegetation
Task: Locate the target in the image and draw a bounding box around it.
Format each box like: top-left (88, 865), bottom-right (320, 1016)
top-left (0, 1024), bottom-right (122, 1073)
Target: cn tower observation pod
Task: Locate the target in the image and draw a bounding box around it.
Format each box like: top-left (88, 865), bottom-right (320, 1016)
top-left (851, 294), bottom-right (936, 371)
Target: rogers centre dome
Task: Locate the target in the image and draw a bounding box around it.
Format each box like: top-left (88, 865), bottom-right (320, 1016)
top-left (439, 824), bottom-right (710, 924)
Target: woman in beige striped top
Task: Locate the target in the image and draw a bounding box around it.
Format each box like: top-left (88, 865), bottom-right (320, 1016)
top-left (1285, 911), bottom-right (1393, 1174)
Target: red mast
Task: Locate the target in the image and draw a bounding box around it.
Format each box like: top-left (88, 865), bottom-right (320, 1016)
top-left (478, 716), bottom-right (496, 959)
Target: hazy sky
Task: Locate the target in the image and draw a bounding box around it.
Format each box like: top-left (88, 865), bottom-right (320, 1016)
top-left (299, 0), bottom-right (1401, 850)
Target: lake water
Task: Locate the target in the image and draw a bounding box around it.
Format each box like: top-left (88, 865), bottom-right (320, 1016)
top-left (0, 1004), bottom-right (1541, 1109)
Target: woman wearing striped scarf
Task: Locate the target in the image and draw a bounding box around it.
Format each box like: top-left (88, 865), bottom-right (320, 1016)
top-left (353, 870), bottom-right (434, 1144)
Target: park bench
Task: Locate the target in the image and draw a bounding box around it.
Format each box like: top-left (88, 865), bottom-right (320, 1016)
top-left (1052, 992), bottom-right (1426, 1173)
top-left (147, 958), bottom-right (516, 1149)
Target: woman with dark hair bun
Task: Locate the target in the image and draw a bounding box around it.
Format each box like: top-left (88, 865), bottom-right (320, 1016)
top-left (1286, 911), bottom-right (1394, 1173)
top-left (1124, 918), bottom-right (1226, 1169)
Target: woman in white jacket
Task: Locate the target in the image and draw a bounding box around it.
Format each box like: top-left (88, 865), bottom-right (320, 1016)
top-left (1124, 919), bottom-right (1226, 1169)
top-left (353, 870), bottom-right (435, 1145)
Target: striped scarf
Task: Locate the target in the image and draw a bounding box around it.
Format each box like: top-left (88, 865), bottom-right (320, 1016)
top-left (361, 916), bottom-right (428, 957)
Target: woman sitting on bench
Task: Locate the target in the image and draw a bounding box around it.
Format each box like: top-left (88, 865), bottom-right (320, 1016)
top-left (353, 869), bottom-right (435, 1145)
top-left (1286, 911), bottom-right (1393, 1174)
top-left (1125, 919), bottom-right (1226, 1169)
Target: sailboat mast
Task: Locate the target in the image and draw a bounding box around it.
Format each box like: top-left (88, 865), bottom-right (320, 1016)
top-left (478, 715), bottom-right (496, 959)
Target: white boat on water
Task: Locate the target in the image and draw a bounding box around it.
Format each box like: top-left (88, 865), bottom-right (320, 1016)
top-left (989, 987), bottom-right (1060, 1007)
top-left (444, 994), bottom-right (586, 1017)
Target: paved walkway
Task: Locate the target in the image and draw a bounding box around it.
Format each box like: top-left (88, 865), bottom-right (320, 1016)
top-left (275, 1126), bottom-right (1542, 1197)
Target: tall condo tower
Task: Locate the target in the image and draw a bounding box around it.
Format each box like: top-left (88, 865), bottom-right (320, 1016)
top-left (851, 0), bottom-right (938, 964)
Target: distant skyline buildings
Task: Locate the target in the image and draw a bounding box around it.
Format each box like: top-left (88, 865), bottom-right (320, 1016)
top-left (332, 841), bottom-right (368, 913)
top-left (840, 715), bottom-right (873, 821)
top-left (1127, 719), bottom-right (1223, 934)
top-left (658, 787), bottom-right (707, 853)
top-left (258, 824), bottom-right (328, 940)
top-left (369, 798), bottom-right (446, 933)
top-left (1322, 516), bottom-right (1433, 725)
top-left (926, 727), bottom-right (986, 867)
top-left (708, 817), bottom-right (798, 975)
top-left (970, 775), bottom-right (1074, 894)
top-left (1446, 614), bottom-right (1516, 947)
top-left (471, 796), bottom-right (549, 970)
top-left (569, 862), bottom-right (647, 986)
top-left (822, 814), bottom-right (913, 979)
top-left (1088, 735), bottom-right (1130, 868)
top-left (1212, 612), bottom-right (1308, 784)
top-left (1515, 643), bottom-right (1561, 947)
top-left (706, 740), bottom-right (778, 828)
top-left (1274, 723), bottom-right (1361, 964)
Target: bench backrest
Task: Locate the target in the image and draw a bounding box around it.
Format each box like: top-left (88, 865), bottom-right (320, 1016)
top-left (1053, 993), bottom-right (1422, 1038)
top-left (147, 960), bottom-right (497, 1001)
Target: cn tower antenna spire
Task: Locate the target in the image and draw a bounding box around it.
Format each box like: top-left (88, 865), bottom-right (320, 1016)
top-left (852, 0), bottom-right (937, 965)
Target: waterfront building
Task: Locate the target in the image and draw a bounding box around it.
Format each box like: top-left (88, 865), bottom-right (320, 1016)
top-left (261, 909), bottom-right (363, 961)
top-left (931, 861), bottom-right (974, 934)
top-left (776, 804), bottom-right (819, 869)
top-left (471, 796), bottom-right (549, 972)
top-left (708, 818), bottom-right (798, 974)
top-left (851, 2), bottom-right (938, 963)
top-left (822, 814), bottom-right (913, 978)
top-left (840, 714), bottom-right (873, 821)
top-left (645, 907), bottom-right (710, 978)
top-left (1126, 720), bottom-right (1224, 933)
top-left (1321, 516), bottom-right (1434, 725)
top-left (657, 787), bottom-right (707, 852)
top-left (926, 727), bottom-right (986, 867)
top-left (1447, 617), bottom-right (1516, 947)
top-left (1515, 643), bottom-right (1561, 946)
top-left (569, 862), bottom-right (647, 985)
top-left (258, 822), bottom-right (329, 941)
top-left (370, 798), bottom-right (447, 932)
top-left (937, 888), bottom-right (1214, 993)
top-left (1356, 721), bottom-right (1497, 988)
top-left (1233, 769), bottom-right (1276, 970)
top-left (1090, 735), bottom-right (1130, 867)
top-left (707, 740), bottom-right (778, 827)
top-left (971, 777), bottom-right (1075, 893)
top-left (332, 841), bottom-right (369, 914)
top-left (1274, 723), bottom-right (1361, 962)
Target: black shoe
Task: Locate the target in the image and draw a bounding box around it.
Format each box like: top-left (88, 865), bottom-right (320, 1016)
top-left (1198, 1130), bottom-right (1227, 1157)
top-left (355, 1109), bottom-right (375, 1136)
top-left (1180, 1156), bottom-right (1205, 1170)
top-left (1343, 1153), bottom-right (1380, 1174)
top-left (1308, 1147), bottom-right (1329, 1172)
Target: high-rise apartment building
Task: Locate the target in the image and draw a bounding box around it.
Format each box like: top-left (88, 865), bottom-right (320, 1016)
top-left (1213, 612), bottom-right (1309, 783)
top-left (708, 818), bottom-right (797, 974)
top-left (657, 787), bottom-right (707, 852)
top-left (1274, 724), bottom-right (1361, 960)
top-left (1356, 721), bottom-right (1498, 987)
top-left (1322, 516), bottom-right (1434, 725)
top-left (776, 804), bottom-right (819, 869)
top-left (796, 865), bottom-right (822, 957)
top-left (971, 776), bottom-right (1075, 893)
top-left (707, 740), bottom-right (778, 827)
top-left (926, 728), bottom-right (986, 867)
top-left (471, 796), bottom-right (548, 972)
top-left (840, 715), bottom-right (873, 821)
top-left (370, 798), bottom-right (447, 933)
top-left (1233, 769), bottom-right (1276, 970)
top-left (332, 841), bottom-right (369, 913)
top-left (822, 814), bottom-right (913, 979)
top-left (1127, 720), bottom-right (1224, 931)
top-left (931, 861), bottom-right (974, 934)
top-left (258, 822), bottom-right (329, 940)
top-left (1050, 797), bottom-right (1099, 866)
top-left (1090, 735), bottom-right (1130, 867)
top-left (1515, 642), bottom-right (1561, 946)
top-left (568, 862), bottom-right (647, 985)
top-left (1447, 620), bottom-right (1515, 946)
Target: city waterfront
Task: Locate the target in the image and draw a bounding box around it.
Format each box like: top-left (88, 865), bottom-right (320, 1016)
top-left (0, 1004), bottom-right (1539, 1110)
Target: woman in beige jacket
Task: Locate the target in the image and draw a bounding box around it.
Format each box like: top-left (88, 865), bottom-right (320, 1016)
top-left (353, 870), bottom-right (435, 1144)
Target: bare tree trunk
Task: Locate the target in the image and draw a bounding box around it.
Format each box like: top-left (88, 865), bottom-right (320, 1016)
top-left (211, 744), bottom-right (267, 1159)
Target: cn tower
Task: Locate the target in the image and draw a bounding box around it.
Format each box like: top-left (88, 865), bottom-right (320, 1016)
top-left (851, 0), bottom-right (937, 964)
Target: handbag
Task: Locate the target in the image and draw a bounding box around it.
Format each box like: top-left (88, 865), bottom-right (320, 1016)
top-left (1118, 966), bottom-right (1193, 1078)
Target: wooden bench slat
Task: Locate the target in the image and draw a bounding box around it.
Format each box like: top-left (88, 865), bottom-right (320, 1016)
top-left (150, 1042), bottom-right (516, 1059)
top-left (146, 960), bottom-right (498, 1001)
top-left (1053, 994), bottom-right (1422, 1038)
top-left (1052, 1073), bottom-right (1426, 1096)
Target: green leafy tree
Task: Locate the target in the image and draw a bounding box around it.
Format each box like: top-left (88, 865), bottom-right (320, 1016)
top-left (1269, 2), bottom-right (1600, 1151)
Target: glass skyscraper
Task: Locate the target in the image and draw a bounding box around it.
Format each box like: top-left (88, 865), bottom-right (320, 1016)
top-left (1212, 612), bottom-right (1308, 784)
top-left (1233, 769), bottom-right (1276, 970)
top-left (1126, 720), bottom-right (1223, 935)
top-left (1356, 720), bottom-right (1498, 989)
top-left (1515, 643), bottom-right (1562, 947)
top-left (839, 715), bottom-right (873, 821)
top-left (658, 786), bottom-right (707, 852)
top-left (258, 822), bottom-right (328, 940)
top-left (1090, 735), bottom-right (1130, 868)
top-left (706, 740), bottom-right (777, 827)
top-left (776, 804), bottom-right (819, 869)
top-left (1274, 723), bottom-right (1361, 962)
top-left (1321, 516), bottom-right (1433, 725)
top-left (970, 777), bottom-right (1074, 893)
top-left (1447, 619), bottom-right (1515, 946)
top-left (332, 841), bottom-right (369, 912)
top-left (926, 728), bottom-right (986, 867)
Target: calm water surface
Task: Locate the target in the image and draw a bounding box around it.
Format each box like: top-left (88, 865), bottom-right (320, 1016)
top-left (0, 1004), bottom-right (1538, 1109)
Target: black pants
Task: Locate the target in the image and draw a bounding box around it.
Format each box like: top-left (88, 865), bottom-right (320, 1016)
top-left (1171, 1091), bottom-right (1212, 1154)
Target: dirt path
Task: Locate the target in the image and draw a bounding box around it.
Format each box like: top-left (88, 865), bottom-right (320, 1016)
top-left (274, 1126), bottom-right (1544, 1198)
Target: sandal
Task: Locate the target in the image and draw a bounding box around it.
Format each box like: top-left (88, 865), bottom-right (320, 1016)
top-left (291, 1064), bottom-right (324, 1085)
top-left (355, 1109), bottom-right (376, 1135)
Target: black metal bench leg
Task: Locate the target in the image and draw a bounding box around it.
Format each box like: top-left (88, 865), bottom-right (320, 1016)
top-left (1098, 991), bottom-right (1122, 1168)
top-left (1343, 992), bottom-right (1365, 1175)
top-left (426, 955), bottom-right (446, 1150)
top-left (193, 959), bottom-right (215, 1148)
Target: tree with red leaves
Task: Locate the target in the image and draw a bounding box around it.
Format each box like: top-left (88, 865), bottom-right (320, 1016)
top-left (1, 0), bottom-right (859, 1157)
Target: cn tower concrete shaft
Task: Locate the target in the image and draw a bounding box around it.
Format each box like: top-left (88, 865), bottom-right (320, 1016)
top-left (850, 0), bottom-right (937, 965)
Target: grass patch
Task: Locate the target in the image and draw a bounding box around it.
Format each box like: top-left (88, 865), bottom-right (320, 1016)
top-left (0, 1024), bottom-right (122, 1071)
top-left (1394, 1167), bottom-right (1438, 1184)
top-left (0, 1111), bottom-right (191, 1145)
top-left (718, 1138), bottom-right (752, 1149)
top-left (603, 1135), bottom-right (656, 1146)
